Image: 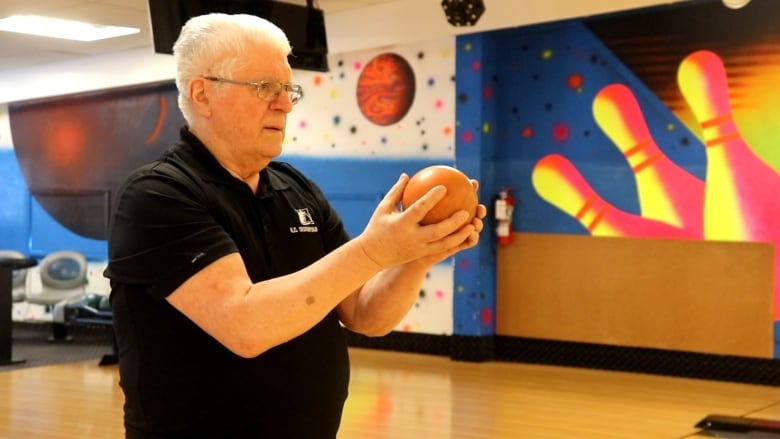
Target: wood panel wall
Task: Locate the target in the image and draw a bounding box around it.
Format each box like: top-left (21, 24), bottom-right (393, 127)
top-left (496, 233), bottom-right (774, 358)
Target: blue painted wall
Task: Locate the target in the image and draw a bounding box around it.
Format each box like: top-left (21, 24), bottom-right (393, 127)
top-left (0, 148), bottom-right (29, 254)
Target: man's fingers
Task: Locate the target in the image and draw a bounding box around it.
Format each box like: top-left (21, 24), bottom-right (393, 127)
top-left (377, 173), bottom-right (410, 212)
top-left (403, 185), bottom-right (448, 223)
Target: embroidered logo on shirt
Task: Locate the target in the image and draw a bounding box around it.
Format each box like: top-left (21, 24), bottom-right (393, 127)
top-left (290, 208), bottom-right (318, 233)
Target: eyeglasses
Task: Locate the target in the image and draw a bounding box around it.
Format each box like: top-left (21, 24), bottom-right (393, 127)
top-left (202, 76), bottom-right (304, 105)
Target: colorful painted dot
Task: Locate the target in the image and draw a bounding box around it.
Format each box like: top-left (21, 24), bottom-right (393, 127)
top-left (567, 73), bottom-right (583, 89)
top-left (552, 123), bottom-right (569, 141)
top-left (481, 308), bottom-right (492, 325)
top-left (482, 85), bottom-right (492, 99)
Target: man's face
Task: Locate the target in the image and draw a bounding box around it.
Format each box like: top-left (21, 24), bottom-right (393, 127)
top-left (207, 42), bottom-right (295, 167)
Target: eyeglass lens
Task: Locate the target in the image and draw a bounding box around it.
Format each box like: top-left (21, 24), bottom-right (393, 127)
top-left (257, 81), bottom-right (302, 105)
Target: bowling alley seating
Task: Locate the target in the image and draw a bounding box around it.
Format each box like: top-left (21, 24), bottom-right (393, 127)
top-left (0, 250), bottom-right (31, 303)
top-left (25, 250), bottom-right (89, 341)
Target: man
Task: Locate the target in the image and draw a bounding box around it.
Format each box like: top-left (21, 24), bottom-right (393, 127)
top-left (105, 13), bottom-right (485, 438)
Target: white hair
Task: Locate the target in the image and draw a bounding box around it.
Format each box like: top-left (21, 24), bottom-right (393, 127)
top-left (172, 13), bottom-right (292, 124)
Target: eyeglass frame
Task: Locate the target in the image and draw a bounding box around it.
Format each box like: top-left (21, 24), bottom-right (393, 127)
top-left (202, 76), bottom-right (304, 105)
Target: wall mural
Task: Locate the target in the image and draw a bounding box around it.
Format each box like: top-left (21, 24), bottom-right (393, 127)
top-left (531, 50), bottom-right (780, 322)
top-left (453, 0), bottom-right (780, 340)
top-left (283, 37), bottom-right (455, 159)
top-left (356, 53), bottom-right (416, 126)
top-left (576, 2), bottom-right (780, 320)
top-left (8, 83), bottom-right (184, 240)
top-left (532, 50), bottom-right (779, 243)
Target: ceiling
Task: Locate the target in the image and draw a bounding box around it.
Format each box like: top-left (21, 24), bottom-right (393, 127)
top-left (0, 0), bottom-right (396, 72)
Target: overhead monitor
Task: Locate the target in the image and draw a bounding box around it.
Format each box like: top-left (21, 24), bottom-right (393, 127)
top-left (147, 0), bottom-right (329, 72)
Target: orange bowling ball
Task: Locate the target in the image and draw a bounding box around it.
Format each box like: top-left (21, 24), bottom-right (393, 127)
top-left (402, 165), bottom-right (478, 225)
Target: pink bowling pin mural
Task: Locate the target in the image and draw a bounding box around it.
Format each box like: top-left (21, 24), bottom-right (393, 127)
top-left (679, 50), bottom-right (780, 320)
top-left (593, 84), bottom-right (704, 237)
top-left (532, 154), bottom-right (692, 239)
top-left (678, 50), bottom-right (780, 242)
top-left (534, 50), bottom-right (780, 319)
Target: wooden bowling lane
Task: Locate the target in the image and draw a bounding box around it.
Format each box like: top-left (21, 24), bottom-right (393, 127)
top-left (340, 348), bottom-right (780, 438)
top-left (0, 347), bottom-right (779, 438)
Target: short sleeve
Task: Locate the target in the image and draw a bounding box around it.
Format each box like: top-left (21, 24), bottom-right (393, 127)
top-left (104, 164), bottom-right (238, 300)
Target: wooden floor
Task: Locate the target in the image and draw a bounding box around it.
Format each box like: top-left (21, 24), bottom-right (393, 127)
top-left (0, 347), bottom-right (779, 438)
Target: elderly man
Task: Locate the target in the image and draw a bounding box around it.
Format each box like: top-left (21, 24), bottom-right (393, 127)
top-left (105, 12), bottom-right (485, 439)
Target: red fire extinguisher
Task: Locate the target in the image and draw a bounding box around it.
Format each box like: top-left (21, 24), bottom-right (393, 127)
top-left (495, 188), bottom-right (515, 245)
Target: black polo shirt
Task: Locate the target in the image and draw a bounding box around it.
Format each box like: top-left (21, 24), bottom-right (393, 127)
top-left (105, 127), bottom-right (351, 438)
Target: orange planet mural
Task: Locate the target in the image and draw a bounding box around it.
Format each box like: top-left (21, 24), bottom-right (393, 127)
top-left (356, 53), bottom-right (416, 126)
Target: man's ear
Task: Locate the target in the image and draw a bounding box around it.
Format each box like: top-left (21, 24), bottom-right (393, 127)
top-left (189, 77), bottom-right (212, 117)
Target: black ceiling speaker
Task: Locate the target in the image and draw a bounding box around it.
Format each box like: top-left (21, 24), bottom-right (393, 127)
top-left (147, 0), bottom-right (329, 72)
top-left (441, 0), bottom-right (485, 26)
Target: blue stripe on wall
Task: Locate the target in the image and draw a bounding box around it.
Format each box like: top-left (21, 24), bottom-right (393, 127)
top-left (0, 148), bottom-right (30, 255)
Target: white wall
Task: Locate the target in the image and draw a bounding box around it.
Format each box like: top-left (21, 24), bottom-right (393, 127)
top-left (0, 0), bottom-right (685, 104)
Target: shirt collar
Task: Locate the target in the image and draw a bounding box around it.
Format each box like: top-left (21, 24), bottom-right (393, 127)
top-left (177, 126), bottom-right (290, 194)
